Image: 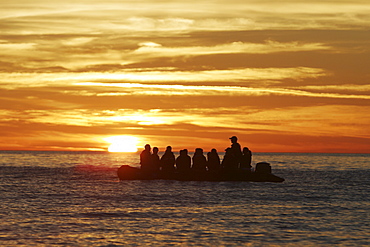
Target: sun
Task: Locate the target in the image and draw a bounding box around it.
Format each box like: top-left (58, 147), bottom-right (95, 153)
top-left (105, 136), bottom-right (138, 153)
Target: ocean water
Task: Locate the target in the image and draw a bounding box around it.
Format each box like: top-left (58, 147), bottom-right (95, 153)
top-left (0, 151), bottom-right (369, 246)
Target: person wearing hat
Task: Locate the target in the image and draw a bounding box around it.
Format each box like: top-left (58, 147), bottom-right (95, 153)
top-left (229, 136), bottom-right (242, 167)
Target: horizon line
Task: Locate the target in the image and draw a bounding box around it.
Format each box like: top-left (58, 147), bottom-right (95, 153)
top-left (1, 149), bottom-right (369, 155)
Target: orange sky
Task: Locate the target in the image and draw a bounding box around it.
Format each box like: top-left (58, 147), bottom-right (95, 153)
top-left (1, 0), bottom-right (370, 153)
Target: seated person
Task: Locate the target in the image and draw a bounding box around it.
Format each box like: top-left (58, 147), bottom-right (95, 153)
top-left (175, 149), bottom-right (191, 174)
top-left (207, 148), bottom-right (221, 172)
top-left (192, 148), bottom-right (207, 172)
top-left (160, 146), bottom-right (176, 172)
top-left (240, 147), bottom-right (252, 171)
top-left (140, 144), bottom-right (151, 171)
top-left (221, 147), bottom-right (238, 171)
top-left (151, 147), bottom-right (161, 172)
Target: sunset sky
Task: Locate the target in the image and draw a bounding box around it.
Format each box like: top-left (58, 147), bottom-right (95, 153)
top-left (1, 0), bottom-right (369, 153)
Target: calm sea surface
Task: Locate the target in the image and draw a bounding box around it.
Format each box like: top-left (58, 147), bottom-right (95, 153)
top-left (0, 151), bottom-right (369, 246)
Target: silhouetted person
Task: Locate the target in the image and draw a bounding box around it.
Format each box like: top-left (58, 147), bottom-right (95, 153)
top-left (160, 146), bottom-right (176, 173)
top-left (192, 148), bottom-right (207, 172)
top-left (221, 147), bottom-right (238, 171)
top-left (207, 148), bottom-right (221, 172)
top-left (151, 147), bottom-right (161, 172)
top-left (175, 149), bottom-right (191, 174)
top-left (140, 144), bottom-right (152, 171)
top-left (240, 147), bottom-right (252, 171)
top-left (229, 136), bottom-right (242, 166)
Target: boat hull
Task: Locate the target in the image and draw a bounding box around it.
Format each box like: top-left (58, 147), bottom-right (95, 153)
top-left (117, 165), bottom-right (285, 183)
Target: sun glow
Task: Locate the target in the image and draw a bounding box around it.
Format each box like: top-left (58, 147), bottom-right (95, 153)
top-left (105, 136), bottom-right (138, 153)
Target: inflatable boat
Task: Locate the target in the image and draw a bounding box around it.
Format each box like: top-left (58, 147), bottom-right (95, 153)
top-left (117, 162), bottom-right (284, 183)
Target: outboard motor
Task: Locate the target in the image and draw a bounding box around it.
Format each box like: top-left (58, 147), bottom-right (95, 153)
top-left (255, 162), bottom-right (272, 174)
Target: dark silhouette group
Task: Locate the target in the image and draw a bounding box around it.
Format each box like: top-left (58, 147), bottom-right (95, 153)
top-left (140, 136), bottom-right (252, 175)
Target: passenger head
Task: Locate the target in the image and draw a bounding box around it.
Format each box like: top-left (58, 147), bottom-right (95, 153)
top-left (195, 148), bottom-right (203, 154)
top-left (229, 136), bottom-right (238, 143)
top-left (144, 144), bottom-right (151, 150)
top-left (183, 149), bottom-right (188, 155)
top-left (243, 147), bottom-right (250, 154)
top-left (211, 148), bottom-right (217, 153)
top-left (166, 146), bottom-right (172, 152)
top-left (153, 147), bottom-right (159, 154)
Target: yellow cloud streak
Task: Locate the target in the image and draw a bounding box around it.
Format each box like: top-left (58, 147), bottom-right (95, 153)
top-left (295, 85), bottom-right (370, 92)
top-left (134, 40), bottom-right (329, 57)
top-left (0, 40), bottom-right (331, 70)
top-left (0, 67), bottom-right (326, 88)
top-left (1, 69), bottom-right (369, 100)
top-left (2, 1), bottom-right (370, 33)
top-left (1, 105), bottom-right (369, 139)
top-left (76, 82), bottom-right (370, 100)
